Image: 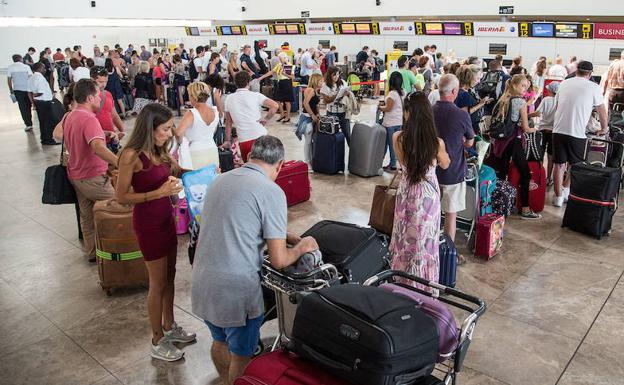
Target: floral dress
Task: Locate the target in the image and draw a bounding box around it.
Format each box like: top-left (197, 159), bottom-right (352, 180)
top-left (389, 163), bottom-right (441, 289)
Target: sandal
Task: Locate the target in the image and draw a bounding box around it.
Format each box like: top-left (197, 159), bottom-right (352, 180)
top-left (282, 119), bottom-right (291, 124)
top-left (276, 116), bottom-right (284, 122)
top-left (457, 254), bottom-right (467, 266)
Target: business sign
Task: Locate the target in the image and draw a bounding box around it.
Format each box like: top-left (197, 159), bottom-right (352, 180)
top-left (595, 23), bottom-right (624, 40)
top-left (269, 23), bottom-right (306, 35)
top-left (424, 22), bottom-right (443, 35)
top-left (531, 23), bottom-right (555, 38)
top-left (473, 22), bottom-right (518, 37)
top-left (333, 22), bottom-right (379, 35)
top-left (443, 23), bottom-right (463, 35)
top-left (379, 22), bottom-right (415, 35)
top-left (305, 23), bottom-right (334, 35)
top-left (245, 24), bottom-right (269, 36)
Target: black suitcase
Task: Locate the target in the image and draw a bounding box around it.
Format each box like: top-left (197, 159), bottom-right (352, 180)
top-left (218, 148), bottom-right (235, 173)
top-left (301, 220), bottom-right (389, 284)
top-left (312, 132), bottom-right (345, 175)
top-left (562, 163), bottom-right (621, 239)
top-left (291, 285), bottom-right (438, 385)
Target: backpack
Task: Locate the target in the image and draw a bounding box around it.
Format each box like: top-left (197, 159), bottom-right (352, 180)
top-left (479, 165), bottom-right (497, 215)
top-left (491, 180), bottom-right (517, 217)
top-left (477, 71), bottom-right (503, 99)
top-left (59, 65), bottom-right (70, 88)
top-left (375, 57), bottom-right (385, 73)
top-left (188, 59), bottom-right (198, 82)
top-left (488, 97), bottom-right (521, 140)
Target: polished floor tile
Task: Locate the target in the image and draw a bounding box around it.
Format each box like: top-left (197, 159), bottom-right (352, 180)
top-left (557, 342), bottom-right (624, 385)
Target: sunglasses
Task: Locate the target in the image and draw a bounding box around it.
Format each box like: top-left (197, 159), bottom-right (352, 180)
top-left (93, 66), bottom-right (108, 76)
top-left (405, 90), bottom-right (425, 101)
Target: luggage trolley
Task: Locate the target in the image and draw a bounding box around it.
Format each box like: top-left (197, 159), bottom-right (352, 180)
top-left (261, 261), bottom-right (341, 351)
top-left (443, 161), bottom-right (480, 249)
top-left (364, 270), bottom-right (486, 385)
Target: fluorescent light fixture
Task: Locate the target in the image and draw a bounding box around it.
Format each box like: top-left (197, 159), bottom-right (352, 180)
top-left (0, 17), bottom-right (212, 27)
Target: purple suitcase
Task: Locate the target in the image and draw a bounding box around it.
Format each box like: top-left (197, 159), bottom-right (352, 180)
top-left (381, 283), bottom-right (458, 362)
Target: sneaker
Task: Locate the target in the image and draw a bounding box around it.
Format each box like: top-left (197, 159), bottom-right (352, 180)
top-left (546, 178), bottom-right (554, 187)
top-left (562, 188), bottom-right (570, 203)
top-left (553, 195), bottom-right (564, 207)
top-left (24, 126), bottom-right (33, 132)
top-left (521, 210), bottom-right (542, 220)
top-left (163, 322), bottom-right (196, 343)
top-left (151, 338), bottom-right (184, 362)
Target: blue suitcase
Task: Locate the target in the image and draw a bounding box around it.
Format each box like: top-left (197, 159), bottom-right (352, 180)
top-left (312, 132), bottom-right (345, 174)
top-left (291, 85), bottom-right (300, 112)
top-left (439, 234), bottom-right (457, 288)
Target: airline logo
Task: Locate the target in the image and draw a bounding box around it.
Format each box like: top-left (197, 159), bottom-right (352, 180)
top-left (246, 24), bottom-right (268, 35)
top-left (379, 22), bottom-right (415, 35)
top-left (199, 27), bottom-right (217, 36)
top-left (306, 23), bottom-right (334, 35)
top-left (594, 23), bottom-right (624, 40)
top-left (473, 22), bottom-right (519, 37)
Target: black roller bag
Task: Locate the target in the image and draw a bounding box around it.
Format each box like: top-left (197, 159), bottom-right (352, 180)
top-left (562, 163), bottom-right (621, 239)
top-left (290, 284), bottom-right (438, 385)
top-left (301, 220), bottom-right (389, 284)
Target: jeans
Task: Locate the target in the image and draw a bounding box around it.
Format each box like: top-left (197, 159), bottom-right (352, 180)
top-left (327, 111), bottom-right (350, 144)
top-left (14, 90), bottom-right (33, 127)
top-left (384, 125), bottom-right (401, 167)
top-left (303, 121), bottom-right (314, 164)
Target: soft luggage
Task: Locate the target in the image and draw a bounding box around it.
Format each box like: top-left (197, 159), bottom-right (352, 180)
top-left (348, 122), bottom-right (386, 177)
top-left (218, 147), bottom-right (235, 173)
top-left (174, 198), bottom-right (190, 235)
top-left (491, 179), bottom-right (517, 217)
top-left (275, 160), bottom-right (311, 207)
top-left (93, 199), bottom-right (148, 295)
top-left (301, 220), bottom-right (389, 284)
top-left (438, 234), bottom-right (457, 287)
top-left (478, 165), bottom-right (497, 215)
top-left (291, 284), bottom-right (438, 385)
top-left (508, 161), bottom-right (546, 213)
top-left (234, 349), bottom-right (348, 385)
top-left (312, 131), bottom-right (345, 175)
top-left (380, 283), bottom-right (459, 362)
top-left (562, 162), bottom-right (621, 239)
top-left (474, 213), bottom-right (505, 260)
top-left (261, 85), bottom-right (274, 99)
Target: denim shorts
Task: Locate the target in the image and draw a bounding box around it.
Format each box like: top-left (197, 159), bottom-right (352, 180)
top-left (204, 315), bottom-right (264, 357)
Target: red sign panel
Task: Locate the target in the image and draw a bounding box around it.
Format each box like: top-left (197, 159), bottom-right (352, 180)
top-left (594, 23), bottom-right (624, 40)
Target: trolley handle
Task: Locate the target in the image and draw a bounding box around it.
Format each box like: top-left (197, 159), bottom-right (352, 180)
top-left (363, 270), bottom-right (486, 317)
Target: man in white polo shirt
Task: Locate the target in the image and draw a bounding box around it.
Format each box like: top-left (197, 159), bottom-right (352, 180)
top-left (552, 61), bottom-right (608, 207)
top-left (223, 71), bottom-right (278, 162)
top-left (29, 62), bottom-right (58, 145)
top-left (7, 54), bottom-right (34, 131)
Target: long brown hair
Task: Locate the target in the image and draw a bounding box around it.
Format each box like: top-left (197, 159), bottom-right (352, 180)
top-left (494, 74), bottom-right (527, 121)
top-left (399, 92), bottom-right (439, 185)
top-left (122, 103), bottom-right (179, 174)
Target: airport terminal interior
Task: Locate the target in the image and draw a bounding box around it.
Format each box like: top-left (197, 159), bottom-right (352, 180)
top-left (2, 1), bottom-right (624, 385)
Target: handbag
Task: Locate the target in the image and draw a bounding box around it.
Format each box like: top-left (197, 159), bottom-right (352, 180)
top-left (368, 172), bottom-right (400, 235)
top-left (42, 117), bottom-right (78, 205)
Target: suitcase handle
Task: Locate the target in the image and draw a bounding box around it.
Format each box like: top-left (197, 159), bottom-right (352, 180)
top-left (299, 343), bottom-right (354, 372)
top-left (394, 364), bottom-right (435, 385)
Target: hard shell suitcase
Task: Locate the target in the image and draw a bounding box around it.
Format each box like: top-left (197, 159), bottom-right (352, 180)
top-left (508, 161), bottom-right (546, 213)
top-left (218, 148), bottom-right (235, 173)
top-left (348, 122), bottom-right (386, 177)
top-left (275, 160), bottom-right (311, 207)
top-left (291, 285), bottom-right (438, 385)
top-left (312, 132), bottom-right (345, 175)
top-left (439, 234), bottom-right (457, 288)
top-left (380, 283), bottom-right (459, 362)
top-left (319, 115), bottom-right (340, 135)
top-left (562, 163), bottom-right (622, 239)
top-left (93, 199), bottom-right (148, 295)
top-left (234, 349), bottom-right (348, 385)
top-left (475, 213), bottom-right (505, 260)
top-left (301, 220), bottom-right (389, 284)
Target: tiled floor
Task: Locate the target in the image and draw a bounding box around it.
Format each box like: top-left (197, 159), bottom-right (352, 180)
top-left (1, 76), bottom-right (623, 385)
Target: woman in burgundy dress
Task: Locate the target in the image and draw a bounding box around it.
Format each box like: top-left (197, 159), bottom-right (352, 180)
top-left (116, 103), bottom-right (195, 361)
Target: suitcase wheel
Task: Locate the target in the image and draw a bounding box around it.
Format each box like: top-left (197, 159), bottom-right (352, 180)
top-left (105, 289), bottom-right (113, 297)
top-left (253, 340), bottom-right (265, 357)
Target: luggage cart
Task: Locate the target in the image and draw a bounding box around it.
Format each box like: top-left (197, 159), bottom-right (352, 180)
top-left (364, 270), bottom-right (486, 385)
top-left (261, 261), bottom-right (341, 351)
top-left (442, 161), bottom-right (479, 250)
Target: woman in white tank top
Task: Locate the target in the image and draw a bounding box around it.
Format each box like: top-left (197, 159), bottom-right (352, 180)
top-left (174, 82), bottom-right (219, 169)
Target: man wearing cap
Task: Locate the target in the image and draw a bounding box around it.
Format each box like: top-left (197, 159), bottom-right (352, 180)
top-left (552, 61), bottom-right (608, 207)
top-left (536, 81), bottom-right (560, 185)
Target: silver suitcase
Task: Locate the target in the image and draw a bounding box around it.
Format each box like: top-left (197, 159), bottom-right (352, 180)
top-left (348, 122), bottom-right (386, 177)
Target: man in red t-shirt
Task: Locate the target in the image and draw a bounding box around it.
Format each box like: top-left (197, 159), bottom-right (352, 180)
top-left (90, 66), bottom-right (125, 148)
top-left (64, 79), bottom-right (119, 262)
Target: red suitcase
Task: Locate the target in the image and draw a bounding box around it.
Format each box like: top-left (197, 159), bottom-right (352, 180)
top-left (475, 213), bottom-right (505, 260)
top-left (275, 161), bottom-right (311, 207)
top-left (508, 161), bottom-right (546, 213)
top-left (234, 349), bottom-right (348, 385)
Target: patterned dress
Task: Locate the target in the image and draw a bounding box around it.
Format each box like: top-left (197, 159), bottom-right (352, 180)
top-left (389, 163), bottom-right (441, 289)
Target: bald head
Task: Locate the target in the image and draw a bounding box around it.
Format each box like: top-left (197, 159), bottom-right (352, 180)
top-left (439, 74), bottom-right (460, 101)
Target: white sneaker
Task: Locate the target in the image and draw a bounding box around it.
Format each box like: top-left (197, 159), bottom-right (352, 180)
top-left (24, 126), bottom-right (33, 132)
top-left (553, 195), bottom-right (564, 207)
top-left (151, 338), bottom-right (184, 362)
top-left (562, 188), bottom-right (570, 203)
top-left (163, 322), bottom-right (196, 343)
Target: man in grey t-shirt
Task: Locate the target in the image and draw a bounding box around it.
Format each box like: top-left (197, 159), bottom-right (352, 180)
top-left (192, 135), bottom-right (318, 384)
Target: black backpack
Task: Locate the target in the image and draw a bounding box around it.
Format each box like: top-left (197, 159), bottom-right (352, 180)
top-left (188, 59), bottom-right (198, 81)
top-left (488, 97), bottom-right (521, 140)
top-left (477, 71), bottom-right (503, 99)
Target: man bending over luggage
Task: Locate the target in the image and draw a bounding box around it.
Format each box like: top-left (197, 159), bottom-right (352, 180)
top-left (191, 135), bottom-right (318, 385)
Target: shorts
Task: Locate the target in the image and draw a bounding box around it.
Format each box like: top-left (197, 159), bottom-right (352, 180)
top-left (205, 315), bottom-right (264, 357)
top-left (440, 182), bottom-right (466, 213)
top-left (372, 72), bottom-right (381, 81)
top-left (542, 130), bottom-right (553, 155)
top-left (239, 139), bottom-right (256, 162)
top-left (553, 133), bottom-right (586, 165)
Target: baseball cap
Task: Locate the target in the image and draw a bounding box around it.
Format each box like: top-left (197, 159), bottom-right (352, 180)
top-left (546, 81), bottom-right (560, 94)
top-left (577, 61), bottom-right (593, 72)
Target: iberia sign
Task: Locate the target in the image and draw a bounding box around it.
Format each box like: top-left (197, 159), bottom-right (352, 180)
top-left (473, 22), bottom-right (519, 37)
top-left (379, 22), bottom-right (415, 35)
